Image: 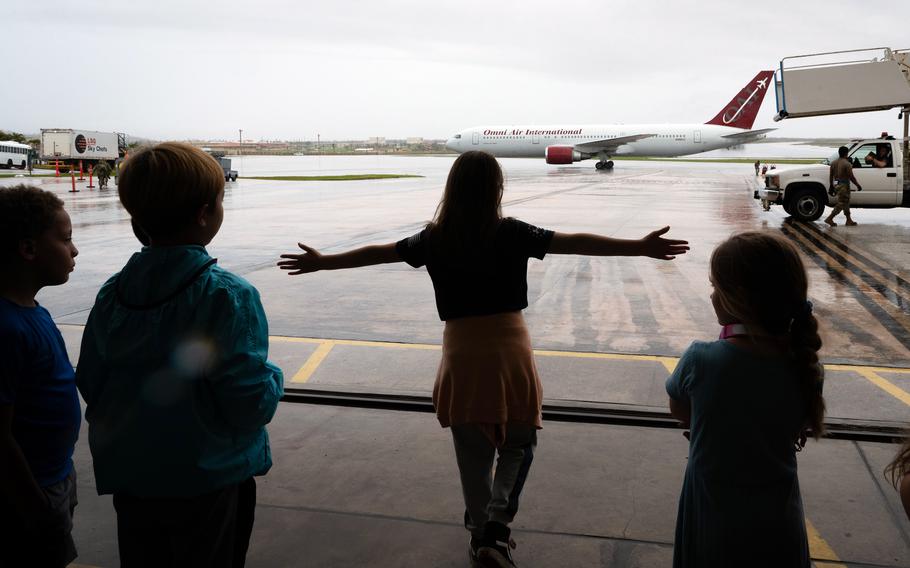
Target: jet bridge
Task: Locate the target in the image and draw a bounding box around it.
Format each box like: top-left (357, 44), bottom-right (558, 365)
top-left (772, 47), bottom-right (910, 179)
top-left (772, 47), bottom-right (910, 120)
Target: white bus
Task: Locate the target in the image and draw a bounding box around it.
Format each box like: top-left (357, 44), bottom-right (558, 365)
top-left (0, 140), bottom-right (31, 169)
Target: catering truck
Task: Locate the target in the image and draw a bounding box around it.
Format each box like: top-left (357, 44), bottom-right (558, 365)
top-left (756, 137), bottom-right (910, 221)
top-left (39, 129), bottom-right (125, 165)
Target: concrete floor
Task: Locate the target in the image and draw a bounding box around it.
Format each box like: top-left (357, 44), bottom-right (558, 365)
top-left (6, 156), bottom-right (910, 566)
top-left (70, 404), bottom-right (910, 567)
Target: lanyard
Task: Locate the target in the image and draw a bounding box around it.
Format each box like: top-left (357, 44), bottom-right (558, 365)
top-left (719, 323), bottom-right (749, 339)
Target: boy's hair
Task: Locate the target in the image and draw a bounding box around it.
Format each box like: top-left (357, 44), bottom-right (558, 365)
top-left (117, 142), bottom-right (224, 240)
top-left (431, 151), bottom-right (504, 251)
top-left (0, 184), bottom-right (64, 263)
top-left (710, 231), bottom-right (826, 438)
top-left (838, 146), bottom-right (849, 157)
top-left (886, 436), bottom-right (910, 489)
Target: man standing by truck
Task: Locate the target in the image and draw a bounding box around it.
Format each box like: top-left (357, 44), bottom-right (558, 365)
top-left (824, 146), bottom-right (863, 227)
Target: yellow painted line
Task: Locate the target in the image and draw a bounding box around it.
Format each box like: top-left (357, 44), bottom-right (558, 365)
top-left (58, 324), bottom-right (910, 379)
top-left (273, 334), bottom-right (440, 351)
top-left (805, 518), bottom-right (846, 566)
top-left (291, 341), bottom-right (336, 383)
top-left (827, 363), bottom-right (910, 375)
top-left (657, 357), bottom-right (678, 374)
top-left (532, 349), bottom-right (673, 364)
top-left (853, 368), bottom-right (910, 407)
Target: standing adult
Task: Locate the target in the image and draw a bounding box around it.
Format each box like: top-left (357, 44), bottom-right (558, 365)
top-left (94, 161), bottom-right (112, 190)
top-left (824, 146), bottom-right (862, 227)
top-left (754, 160), bottom-right (760, 176)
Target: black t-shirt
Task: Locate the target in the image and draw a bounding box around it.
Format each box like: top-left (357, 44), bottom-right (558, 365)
top-left (396, 218), bottom-right (554, 321)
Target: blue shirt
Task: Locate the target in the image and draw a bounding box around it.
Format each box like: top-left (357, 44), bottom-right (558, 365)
top-left (0, 298), bottom-right (81, 487)
top-left (76, 245), bottom-right (284, 498)
top-left (666, 340), bottom-right (810, 567)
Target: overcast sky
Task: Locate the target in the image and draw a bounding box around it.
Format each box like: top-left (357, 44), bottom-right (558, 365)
top-left (5, 1), bottom-right (909, 141)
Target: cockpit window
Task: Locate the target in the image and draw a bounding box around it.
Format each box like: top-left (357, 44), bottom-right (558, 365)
top-left (454, 134), bottom-right (461, 139)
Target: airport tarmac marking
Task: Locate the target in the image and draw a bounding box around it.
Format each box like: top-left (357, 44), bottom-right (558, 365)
top-left (56, 325), bottom-right (910, 408)
top-left (787, 220), bottom-right (910, 308)
top-left (291, 341), bottom-right (336, 383)
top-left (781, 223), bottom-right (910, 352)
top-left (782, 224), bottom-right (910, 331)
top-left (845, 368), bottom-right (910, 407)
top-left (806, 518), bottom-right (847, 567)
top-left (799, 220), bottom-right (910, 298)
top-left (272, 335), bottom-right (910, 407)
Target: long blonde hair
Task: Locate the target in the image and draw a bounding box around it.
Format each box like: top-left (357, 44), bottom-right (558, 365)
top-left (710, 232), bottom-right (826, 438)
top-left (430, 151), bottom-right (503, 253)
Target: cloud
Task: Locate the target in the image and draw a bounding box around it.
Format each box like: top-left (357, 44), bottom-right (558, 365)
top-left (5, 0), bottom-right (908, 139)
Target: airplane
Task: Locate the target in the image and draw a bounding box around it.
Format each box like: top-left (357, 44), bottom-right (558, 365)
top-left (445, 71), bottom-right (776, 170)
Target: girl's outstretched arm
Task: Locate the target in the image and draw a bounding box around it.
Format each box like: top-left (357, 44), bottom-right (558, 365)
top-left (548, 226), bottom-right (689, 260)
top-left (278, 242), bottom-right (401, 275)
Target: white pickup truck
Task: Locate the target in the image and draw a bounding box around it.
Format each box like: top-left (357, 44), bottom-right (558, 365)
top-left (755, 137), bottom-right (910, 221)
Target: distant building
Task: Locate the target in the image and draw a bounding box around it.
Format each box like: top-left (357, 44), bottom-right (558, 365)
top-left (368, 137), bottom-right (386, 146)
top-left (406, 137), bottom-right (424, 145)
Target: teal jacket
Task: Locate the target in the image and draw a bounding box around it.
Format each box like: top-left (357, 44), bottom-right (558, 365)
top-left (76, 245), bottom-right (284, 497)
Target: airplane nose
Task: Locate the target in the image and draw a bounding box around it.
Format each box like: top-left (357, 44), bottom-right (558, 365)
top-left (445, 138), bottom-right (456, 151)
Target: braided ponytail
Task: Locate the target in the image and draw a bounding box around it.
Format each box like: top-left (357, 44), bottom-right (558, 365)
top-left (789, 307), bottom-right (825, 438)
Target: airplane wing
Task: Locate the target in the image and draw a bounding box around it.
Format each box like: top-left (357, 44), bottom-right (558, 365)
top-left (721, 128), bottom-right (776, 140)
top-left (574, 133), bottom-right (657, 152)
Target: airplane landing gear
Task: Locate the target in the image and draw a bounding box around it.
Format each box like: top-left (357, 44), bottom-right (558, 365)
top-left (595, 160), bottom-right (614, 170)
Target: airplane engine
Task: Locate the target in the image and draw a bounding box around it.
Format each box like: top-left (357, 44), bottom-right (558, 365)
top-left (545, 146), bottom-right (587, 164)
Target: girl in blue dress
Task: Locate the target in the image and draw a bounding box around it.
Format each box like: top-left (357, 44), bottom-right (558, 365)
top-left (666, 231), bottom-right (825, 568)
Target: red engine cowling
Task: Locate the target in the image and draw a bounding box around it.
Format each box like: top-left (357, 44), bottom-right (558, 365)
top-left (545, 145), bottom-right (584, 164)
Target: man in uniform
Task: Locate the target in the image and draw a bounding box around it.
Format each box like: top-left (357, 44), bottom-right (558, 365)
top-left (824, 146), bottom-right (862, 227)
top-left (93, 161), bottom-right (112, 190)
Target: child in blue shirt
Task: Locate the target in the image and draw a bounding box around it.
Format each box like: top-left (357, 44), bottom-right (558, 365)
top-left (666, 231), bottom-right (825, 568)
top-left (76, 143), bottom-right (284, 567)
top-left (0, 184), bottom-right (81, 567)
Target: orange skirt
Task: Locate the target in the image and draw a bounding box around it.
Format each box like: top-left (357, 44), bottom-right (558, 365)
top-left (433, 311), bottom-right (543, 430)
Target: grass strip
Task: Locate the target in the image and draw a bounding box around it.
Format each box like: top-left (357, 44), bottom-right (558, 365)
top-left (242, 174), bottom-right (424, 181)
top-left (612, 156), bottom-right (824, 164)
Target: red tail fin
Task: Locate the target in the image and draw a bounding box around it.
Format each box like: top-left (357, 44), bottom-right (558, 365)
top-left (705, 70), bottom-right (774, 130)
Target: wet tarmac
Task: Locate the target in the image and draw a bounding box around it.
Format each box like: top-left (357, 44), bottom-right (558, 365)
top-left (11, 156), bottom-right (910, 423)
top-left (8, 156), bottom-right (910, 567)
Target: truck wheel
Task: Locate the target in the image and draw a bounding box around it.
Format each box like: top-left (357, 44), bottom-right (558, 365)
top-left (230, 174), bottom-right (237, 181)
top-left (789, 188), bottom-right (826, 222)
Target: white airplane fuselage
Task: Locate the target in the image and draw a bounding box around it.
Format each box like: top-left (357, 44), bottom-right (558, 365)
top-left (445, 123), bottom-right (756, 159)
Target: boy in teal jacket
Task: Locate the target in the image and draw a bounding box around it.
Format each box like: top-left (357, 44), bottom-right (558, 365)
top-left (76, 143), bottom-right (283, 567)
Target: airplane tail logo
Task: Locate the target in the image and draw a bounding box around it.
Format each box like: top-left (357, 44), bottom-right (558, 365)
top-left (705, 70), bottom-right (774, 130)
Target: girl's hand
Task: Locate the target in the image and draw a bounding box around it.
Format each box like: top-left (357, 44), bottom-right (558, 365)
top-left (278, 243), bottom-right (323, 275)
top-left (641, 226), bottom-right (689, 260)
